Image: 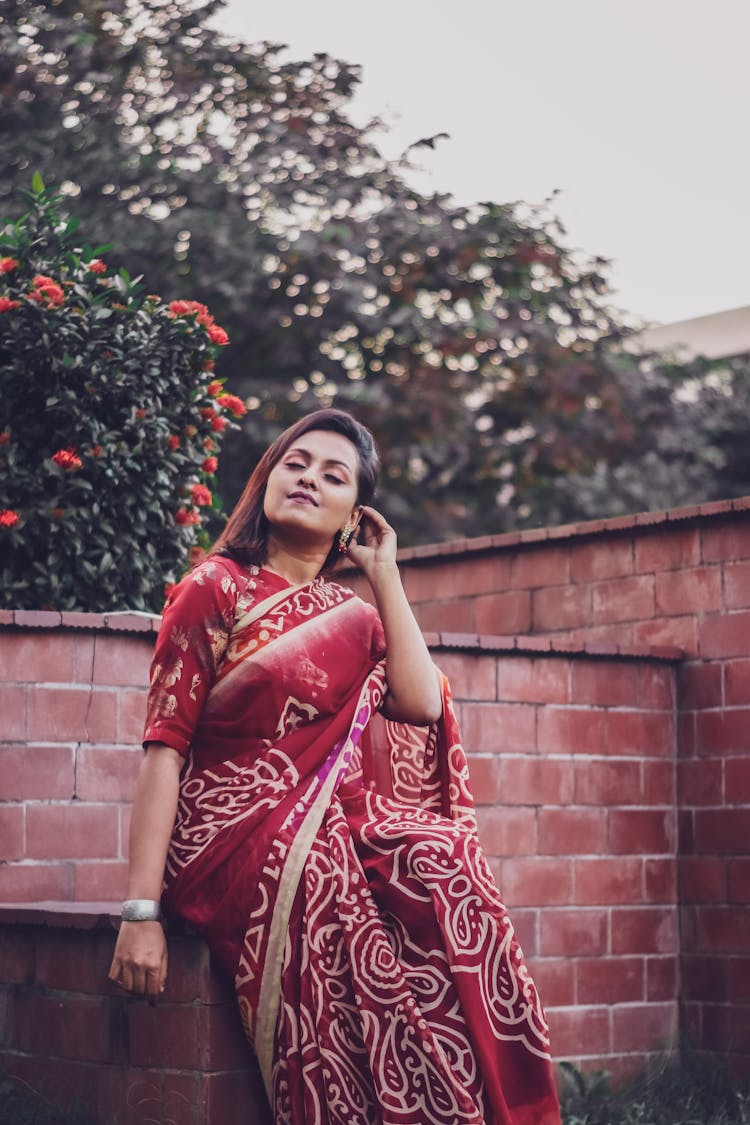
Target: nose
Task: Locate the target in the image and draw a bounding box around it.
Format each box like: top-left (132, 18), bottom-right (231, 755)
top-left (298, 470), bottom-right (317, 490)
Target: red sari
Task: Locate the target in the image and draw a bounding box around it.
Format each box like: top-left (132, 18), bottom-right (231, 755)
top-left (144, 557), bottom-right (560, 1125)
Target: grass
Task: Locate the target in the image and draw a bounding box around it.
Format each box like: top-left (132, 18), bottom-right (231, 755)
top-left (559, 1055), bottom-right (750, 1125)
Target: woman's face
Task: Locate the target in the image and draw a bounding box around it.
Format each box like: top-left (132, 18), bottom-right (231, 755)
top-left (263, 429), bottom-right (360, 549)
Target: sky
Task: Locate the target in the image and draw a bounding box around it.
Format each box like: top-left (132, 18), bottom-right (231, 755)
top-left (210, 0), bottom-right (750, 328)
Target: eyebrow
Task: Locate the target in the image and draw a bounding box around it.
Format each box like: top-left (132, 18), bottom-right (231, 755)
top-left (287, 446), bottom-right (355, 474)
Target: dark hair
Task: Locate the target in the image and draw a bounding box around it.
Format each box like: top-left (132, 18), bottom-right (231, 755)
top-left (210, 408), bottom-right (380, 573)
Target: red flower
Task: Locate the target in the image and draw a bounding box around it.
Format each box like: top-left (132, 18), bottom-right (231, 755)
top-left (211, 416), bottom-right (227, 432)
top-left (183, 424), bottom-right (198, 438)
top-left (207, 324), bottom-right (229, 346)
top-left (0, 509), bottom-right (20, 528)
top-left (91, 444), bottom-right (104, 458)
top-left (167, 435), bottom-right (181, 451)
top-left (202, 456), bottom-right (218, 473)
top-left (168, 299), bottom-right (211, 322)
top-left (191, 483), bottom-right (212, 507)
top-left (0, 431), bottom-right (10, 444)
top-left (175, 507), bottom-right (201, 526)
top-left (202, 360), bottom-right (216, 373)
top-left (135, 408), bottom-right (147, 420)
top-left (0, 297), bottom-right (20, 313)
top-left (188, 546), bottom-right (207, 569)
top-left (52, 448), bottom-right (82, 470)
top-left (30, 275), bottom-right (65, 307)
top-left (88, 259), bottom-right (107, 274)
top-left (216, 393), bottom-right (247, 418)
top-left (0, 257), bottom-right (19, 274)
top-left (199, 407), bottom-right (217, 421)
top-left (203, 438), bottom-right (216, 451)
top-left (206, 380), bottom-right (223, 397)
top-left (51, 507), bottom-right (66, 520)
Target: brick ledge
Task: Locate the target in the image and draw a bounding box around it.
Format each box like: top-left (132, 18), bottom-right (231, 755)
top-left (0, 609), bottom-right (161, 634)
top-left (427, 632), bottom-right (683, 662)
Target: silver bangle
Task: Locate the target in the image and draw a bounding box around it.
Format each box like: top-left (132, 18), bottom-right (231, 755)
top-left (121, 899), bottom-right (162, 922)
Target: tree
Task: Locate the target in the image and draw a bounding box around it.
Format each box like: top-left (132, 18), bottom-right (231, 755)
top-left (0, 0), bottom-right (707, 544)
top-left (0, 179), bottom-right (242, 611)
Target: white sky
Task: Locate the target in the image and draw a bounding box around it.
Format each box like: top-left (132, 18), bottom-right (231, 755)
top-left (211, 0), bottom-right (750, 327)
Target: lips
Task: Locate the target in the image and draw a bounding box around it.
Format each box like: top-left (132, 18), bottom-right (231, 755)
top-left (288, 491), bottom-right (318, 507)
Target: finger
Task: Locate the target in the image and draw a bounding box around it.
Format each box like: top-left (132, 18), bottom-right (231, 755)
top-left (107, 955), bottom-right (122, 984)
top-left (145, 965), bottom-right (162, 999)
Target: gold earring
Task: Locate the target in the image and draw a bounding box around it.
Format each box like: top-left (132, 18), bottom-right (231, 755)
top-left (338, 519), bottom-right (353, 554)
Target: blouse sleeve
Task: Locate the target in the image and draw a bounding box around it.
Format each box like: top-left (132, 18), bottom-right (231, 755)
top-left (143, 559), bottom-right (240, 754)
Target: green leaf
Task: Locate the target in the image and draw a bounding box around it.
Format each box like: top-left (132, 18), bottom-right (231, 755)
top-left (31, 171), bottom-right (46, 194)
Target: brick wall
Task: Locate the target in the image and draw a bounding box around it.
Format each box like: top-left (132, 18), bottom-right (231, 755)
top-left (1, 496), bottom-right (749, 1117)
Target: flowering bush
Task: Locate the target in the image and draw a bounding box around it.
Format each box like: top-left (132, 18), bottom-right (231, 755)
top-left (0, 177), bottom-right (247, 612)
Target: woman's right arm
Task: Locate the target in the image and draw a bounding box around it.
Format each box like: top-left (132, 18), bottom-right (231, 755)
top-left (107, 741), bottom-right (183, 999)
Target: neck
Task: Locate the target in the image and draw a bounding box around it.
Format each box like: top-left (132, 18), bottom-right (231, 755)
top-left (264, 534), bottom-right (328, 585)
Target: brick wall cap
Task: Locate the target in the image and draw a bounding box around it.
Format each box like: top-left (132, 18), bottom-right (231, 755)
top-left (0, 901), bottom-right (119, 929)
top-left (0, 609), bottom-right (162, 635)
top-left (337, 495), bottom-right (749, 569)
top-left (432, 632), bottom-right (683, 662)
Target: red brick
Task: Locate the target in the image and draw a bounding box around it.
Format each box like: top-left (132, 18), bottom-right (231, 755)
top-left (537, 707), bottom-right (608, 756)
top-left (499, 756), bottom-right (574, 805)
top-left (401, 561), bottom-right (458, 602)
top-left (702, 522), bottom-right (750, 563)
top-left (436, 652), bottom-right (496, 700)
top-left (0, 745), bottom-right (75, 800)
top-left (0, 861), bottom-right (72, 900)
top-left (634, 528), bottom-right (701, 573)
top-left (728, 857), bottom-right (750, 902)
top-left (26, 805), bottom-right (119, 859)
top-left (702, 1003), bottom-right (750, 1051)
top-left (448, 554), bottom-right (513, 597)
top-left (605, 711), bottom-right (674, 757)
top-left (497, 656), bottom-right (569, 704)
top-left (727, 956), bottom-right (750, 1001)
top-left (646, 956), bottom-right (678, 1001)
top-left (13, 989), bottom-right (111, 1062)
top-left (577, 956), bottom-right (644, 1004)
top-left (678, 662), bottom-right (722, 709)
top-left (680, 856), bottom-right (729, 902)
top-left (644, 858), bottom-right (677, 903)
top-left (678, 758), bottom-right (723, 805)
top-left (533, 585), bottom-right (591, 631)
top-left (0, 683), bottom-right (26, 739)
top-left (612, 1002), bottom-right (678, 1052)
top-left (510, 907), bottom-right (539, 957)
top-left (642, 761), bottom-right (675, 805)
top-left (93, 636), bottom-right (153, 688)
top-left (545, 1004), bottom-right (611, 1055)
top-left (25, 685), bottom-right (91, 741)
top-left (529, 958), bottom-right (575, 1006)
top-left (636, 665), bottom-right (674, 710)
top-left (12, 609), bottom-right (61, 628)
top-left (700, 611), bottom-right (750, 659)
top-left (0, 807), bottom-right (24, 861)
top-left (572, 539), bottom-right (634, 582)
top-left (574, 759), bottom-right (641, 806)
top-left (632, 615), bottom-right (698, 654)
top-left (608, 809), bottom-right (673, 855)
top-left (118, 688), bottom-right (148, 744)
top-left (696, 906), bottom-right (750, 954)
top-left (574, 857), bottom-right (642, 905)
top-left (75, 746), bottom-right (141, 802)
top-left (73, 861), bottom-right (128, 902)
top-left (466, 755), bottom-right (501, 804)
top-left (0, 632), bottom-right (77, 685)
top-left (611, 907), bottom-right (678, 954)
top-left (725, 561), bottom-right (750, 610)
top-left (678, 711), bottom-right (697, 757)
top-left (416, 598), bottom-right (474, 634)
top-left (475, 590), bottom-right (531, 635)
top-left (725, 660), bottom-right (750, 706)
top-left (34, 928), bottom-right (115, 993)
top-left (0, 925), bottom-right (35, 983)
top-left (461, 702), bottom-right (536, 753)
top-left (570, 661), bottom-right (639, 707)
top-left (500, 857), bottom-right (574, 906)
top-left (593, 575), bottom-right (655, 624)
top-left (206, 1068), bottom-right (270, 1124)
top-left (539, 904), bottom-right (611, 958)
top-left (696, 709), bottom-right (750, 754)
top-left (475, 806), bottom-right (537, 857)
top-left (655, 567), bottom-right (722, 617)
top-left (510, 547), bottom-right (570, 590)
top-left (538, 808), bottom-right (607, 856)
top-left (84, 688), bottom-right (120, 743)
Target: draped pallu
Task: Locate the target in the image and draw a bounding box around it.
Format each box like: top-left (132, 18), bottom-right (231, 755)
top-left (144, 559), bottom-right (560, 1125)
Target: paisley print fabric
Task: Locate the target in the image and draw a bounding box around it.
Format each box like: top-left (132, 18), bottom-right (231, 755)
top-left (144, 558), bottom-right (560, 1125)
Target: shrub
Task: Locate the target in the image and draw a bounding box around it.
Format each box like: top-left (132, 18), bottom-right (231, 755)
top-left (0, 177), bottom-right (245, 612)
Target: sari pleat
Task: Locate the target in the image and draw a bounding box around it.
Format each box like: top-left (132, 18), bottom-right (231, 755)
top-left (144, 559), bottom-right (560, 1125)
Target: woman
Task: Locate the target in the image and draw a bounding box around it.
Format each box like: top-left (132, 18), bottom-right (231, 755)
top-left (109, 408), bottom-right (561, 1125)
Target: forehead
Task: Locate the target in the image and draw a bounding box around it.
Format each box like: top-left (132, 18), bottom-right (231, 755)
top-left (287, 429), bottom-right (358, 471)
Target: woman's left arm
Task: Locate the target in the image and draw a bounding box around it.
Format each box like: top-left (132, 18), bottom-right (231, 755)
top-left (347, 506), bottom-right (442, 725)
